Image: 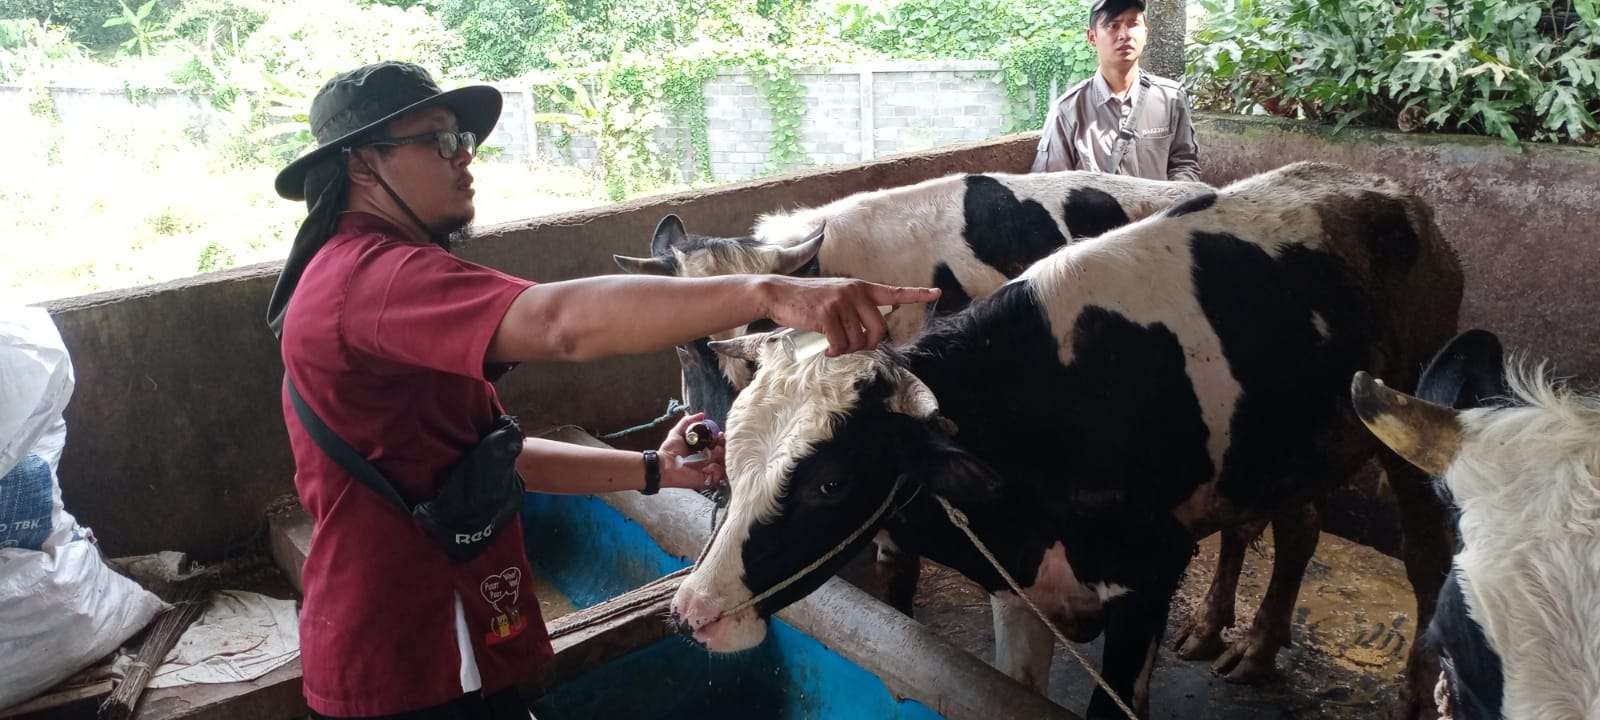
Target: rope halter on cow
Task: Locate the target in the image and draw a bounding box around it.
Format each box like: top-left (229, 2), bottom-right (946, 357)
top-left (712, 475), bottom-right (906, 618)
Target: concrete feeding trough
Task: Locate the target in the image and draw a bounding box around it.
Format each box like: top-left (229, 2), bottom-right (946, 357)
top-left (265, 427), bottom-right (1072, 720)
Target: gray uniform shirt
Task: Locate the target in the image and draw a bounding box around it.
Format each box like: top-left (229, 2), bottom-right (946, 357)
top-left (1031, 69), bottom-right (1201, 182)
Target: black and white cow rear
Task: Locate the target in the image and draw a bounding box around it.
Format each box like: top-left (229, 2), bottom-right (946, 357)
top-left (670, 162), bottom-right (1464, 719)
top-left (615, 171), bottom-right (1210, 413)
top-left (1354, 330), bottom-right (1600, 720)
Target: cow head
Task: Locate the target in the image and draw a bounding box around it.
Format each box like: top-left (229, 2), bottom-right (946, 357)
top-left (1354, 330), bottom-right (1600, 719)
top-left (613, 214), bottom-right (824, 282)
top-left (668, 331), bottom-right (1001, 652)
top-left (615, 214), bottom-right (825, 416)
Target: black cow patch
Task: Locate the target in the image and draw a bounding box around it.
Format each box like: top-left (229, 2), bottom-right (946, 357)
top-left (1426, 572), bottom-right (1504, 720)
top-left (1189, 231), bottom-right (1371, 507)
top-left (1165, 192), bottom-right (1218, 218)
top-left (898, 282), bottom-right (1212, 592)
top-left (929, 263), bottom-right (973, 318)
top-left (962, 175), bottom-right (1069, 277)
top-left (1062, 187), bottom-right (1132, 239)
top-left (1314, 192), bottom-right (1422, 277)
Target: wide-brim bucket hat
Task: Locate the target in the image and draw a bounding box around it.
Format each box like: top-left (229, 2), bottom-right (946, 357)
top-left (273, 61), bottom-right (501, 201)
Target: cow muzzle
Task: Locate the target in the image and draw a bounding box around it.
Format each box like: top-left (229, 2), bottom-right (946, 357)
top-left (669, 585), bottom-right (767, 652)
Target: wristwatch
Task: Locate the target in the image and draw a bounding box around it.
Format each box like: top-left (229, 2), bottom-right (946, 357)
top-left (642, 450), bottom-right (661, 495)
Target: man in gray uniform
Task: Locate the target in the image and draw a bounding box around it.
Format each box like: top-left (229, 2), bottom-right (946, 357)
top-left (1031, 0), bottom-right (1201, 182)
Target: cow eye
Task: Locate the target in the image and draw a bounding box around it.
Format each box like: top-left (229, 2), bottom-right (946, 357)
top-left (819, 479), bottom-right (842, 496)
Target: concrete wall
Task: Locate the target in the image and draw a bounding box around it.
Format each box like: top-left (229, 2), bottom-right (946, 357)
top-left (39, 114), bottom-right (1600, 560)
top-left (538, 60), bottom-right (1019, 182)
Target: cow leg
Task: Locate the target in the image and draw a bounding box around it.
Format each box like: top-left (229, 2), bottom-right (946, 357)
top-left (1086, 521), bottom-right (1193, 720)
top-left (991, 594), bottom-right (1054, 693)
top-left (1172, 519), bottom-right (1264, 660)
top-left (1384, 453), bottom-right (1450, 720)
top-left (873, 534), bottom-right (921, 616)
top-left (1213, 501), bottom-right (1321, 684)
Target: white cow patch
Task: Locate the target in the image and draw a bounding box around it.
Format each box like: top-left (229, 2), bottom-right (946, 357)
top-left (1444, 363), bottom-right (1600, 719)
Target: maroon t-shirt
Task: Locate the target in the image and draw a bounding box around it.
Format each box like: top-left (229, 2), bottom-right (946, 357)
top-left (279, 212), bottom-right (551, 716)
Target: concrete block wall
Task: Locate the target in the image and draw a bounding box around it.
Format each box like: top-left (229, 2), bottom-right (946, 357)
top-left (870, 62), bottom-right (1008, 157)
top-left (534, 60), bottom-right (1014, 182)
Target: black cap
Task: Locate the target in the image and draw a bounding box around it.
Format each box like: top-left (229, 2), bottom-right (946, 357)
top-left (1090, 0), bottom-right (1146, 17)
top-left (273, 62), bottom-right (501, 200)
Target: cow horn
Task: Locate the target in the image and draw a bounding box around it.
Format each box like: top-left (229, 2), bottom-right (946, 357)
top-left (1351, 371), bottom-right (1462, 476)
top-left (890, 370), bottom-right (941, 420)
top-left (613, 254), bottom-right (676, 276)
top-left (770, 230), bottom-right (824, 275)
top-left (708, 334), bottom-right (766, 362)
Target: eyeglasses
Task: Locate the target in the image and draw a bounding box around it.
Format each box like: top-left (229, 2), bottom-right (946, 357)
top-left (361, 130), bottom-right (477, 160)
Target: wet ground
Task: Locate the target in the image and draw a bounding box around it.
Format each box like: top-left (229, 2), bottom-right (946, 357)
top-left (839, 531), bottom-right (1417, 719)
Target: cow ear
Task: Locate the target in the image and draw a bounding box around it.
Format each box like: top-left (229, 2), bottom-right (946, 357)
top-left (897, 419), bottom-right (1001, 503)
top-left (651, 214), bottom-right (689, 257)
top-left (1418, 329), bottom-right (1507, 410)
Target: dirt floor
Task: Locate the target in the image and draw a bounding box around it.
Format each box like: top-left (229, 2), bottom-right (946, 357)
top-left (839, 531), bottom-right (1418, 719)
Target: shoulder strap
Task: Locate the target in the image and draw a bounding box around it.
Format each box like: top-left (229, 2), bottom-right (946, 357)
top-left (1107, 74), bottom-right (1152, 175)
top-left (285, 375), bottom-right (414, 515)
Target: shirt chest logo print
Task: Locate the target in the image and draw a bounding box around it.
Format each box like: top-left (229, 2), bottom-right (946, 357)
top-left (480, 566), bottom-right (527, 645)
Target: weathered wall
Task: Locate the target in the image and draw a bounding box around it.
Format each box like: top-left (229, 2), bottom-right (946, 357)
top-left (1142, 0), bottom-right (1187, 79)
top-left (42, 138), bottom-right (1033, 559)
top-left (1194, 114), bottom-right (1600, 385)
top-left (40, 114), bottom-right (1600, 560)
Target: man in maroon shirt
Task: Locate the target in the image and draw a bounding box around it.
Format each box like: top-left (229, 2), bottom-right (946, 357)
top-left (266, 62), bottom-right (938, 720)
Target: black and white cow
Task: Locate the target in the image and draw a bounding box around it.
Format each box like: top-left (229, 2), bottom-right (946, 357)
top-left (615, 171), bottom-right (1211, 414)
top-left (1354, 330), bottom-right (1600, 720)
top-left (669, 162), bottom-right (1465, 719)
top-left (624, 170), bottom-right (1209, 623)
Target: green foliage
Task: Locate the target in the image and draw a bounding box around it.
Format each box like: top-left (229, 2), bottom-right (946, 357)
top-left (166, 0), bottom-right (459, 167)
top-left (837, 0), bottom-right (1089, 59)
top-left (534, 44), bottom-right (671, 200)
top-left (735, 47), bottom-right (810, 172)
top-left (996, 39), bottom-right (1097, 131)
top-left (0, 18), bottom-right (85, 82)
top-left (2, 0), bottom-right (135, 50)
top-left (195, 237), bottom-right (235, 271)
top-left (660, 57), bottom-right (718, 181)
top-left (102, 0), bottom-right (173, 57)
top-left (437, 0), bottom-right (563, 80)
top-left (1189, 0), bottom-right (1600, 146)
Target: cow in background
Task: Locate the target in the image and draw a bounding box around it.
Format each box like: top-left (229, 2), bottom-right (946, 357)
top-left (1354, 330), bottom-right (1600, 720)
top-left (615, 171), bottom-right (1211, 410)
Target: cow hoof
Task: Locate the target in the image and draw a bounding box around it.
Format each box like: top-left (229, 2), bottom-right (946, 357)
top-left (1172, 622), bottom-right (1226, 660)
top-left (1211, 644), bottom-right (1277, 685)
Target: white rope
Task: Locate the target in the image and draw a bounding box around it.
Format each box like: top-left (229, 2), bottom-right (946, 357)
top-left (935, 495), bottom-right (1141, 720)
